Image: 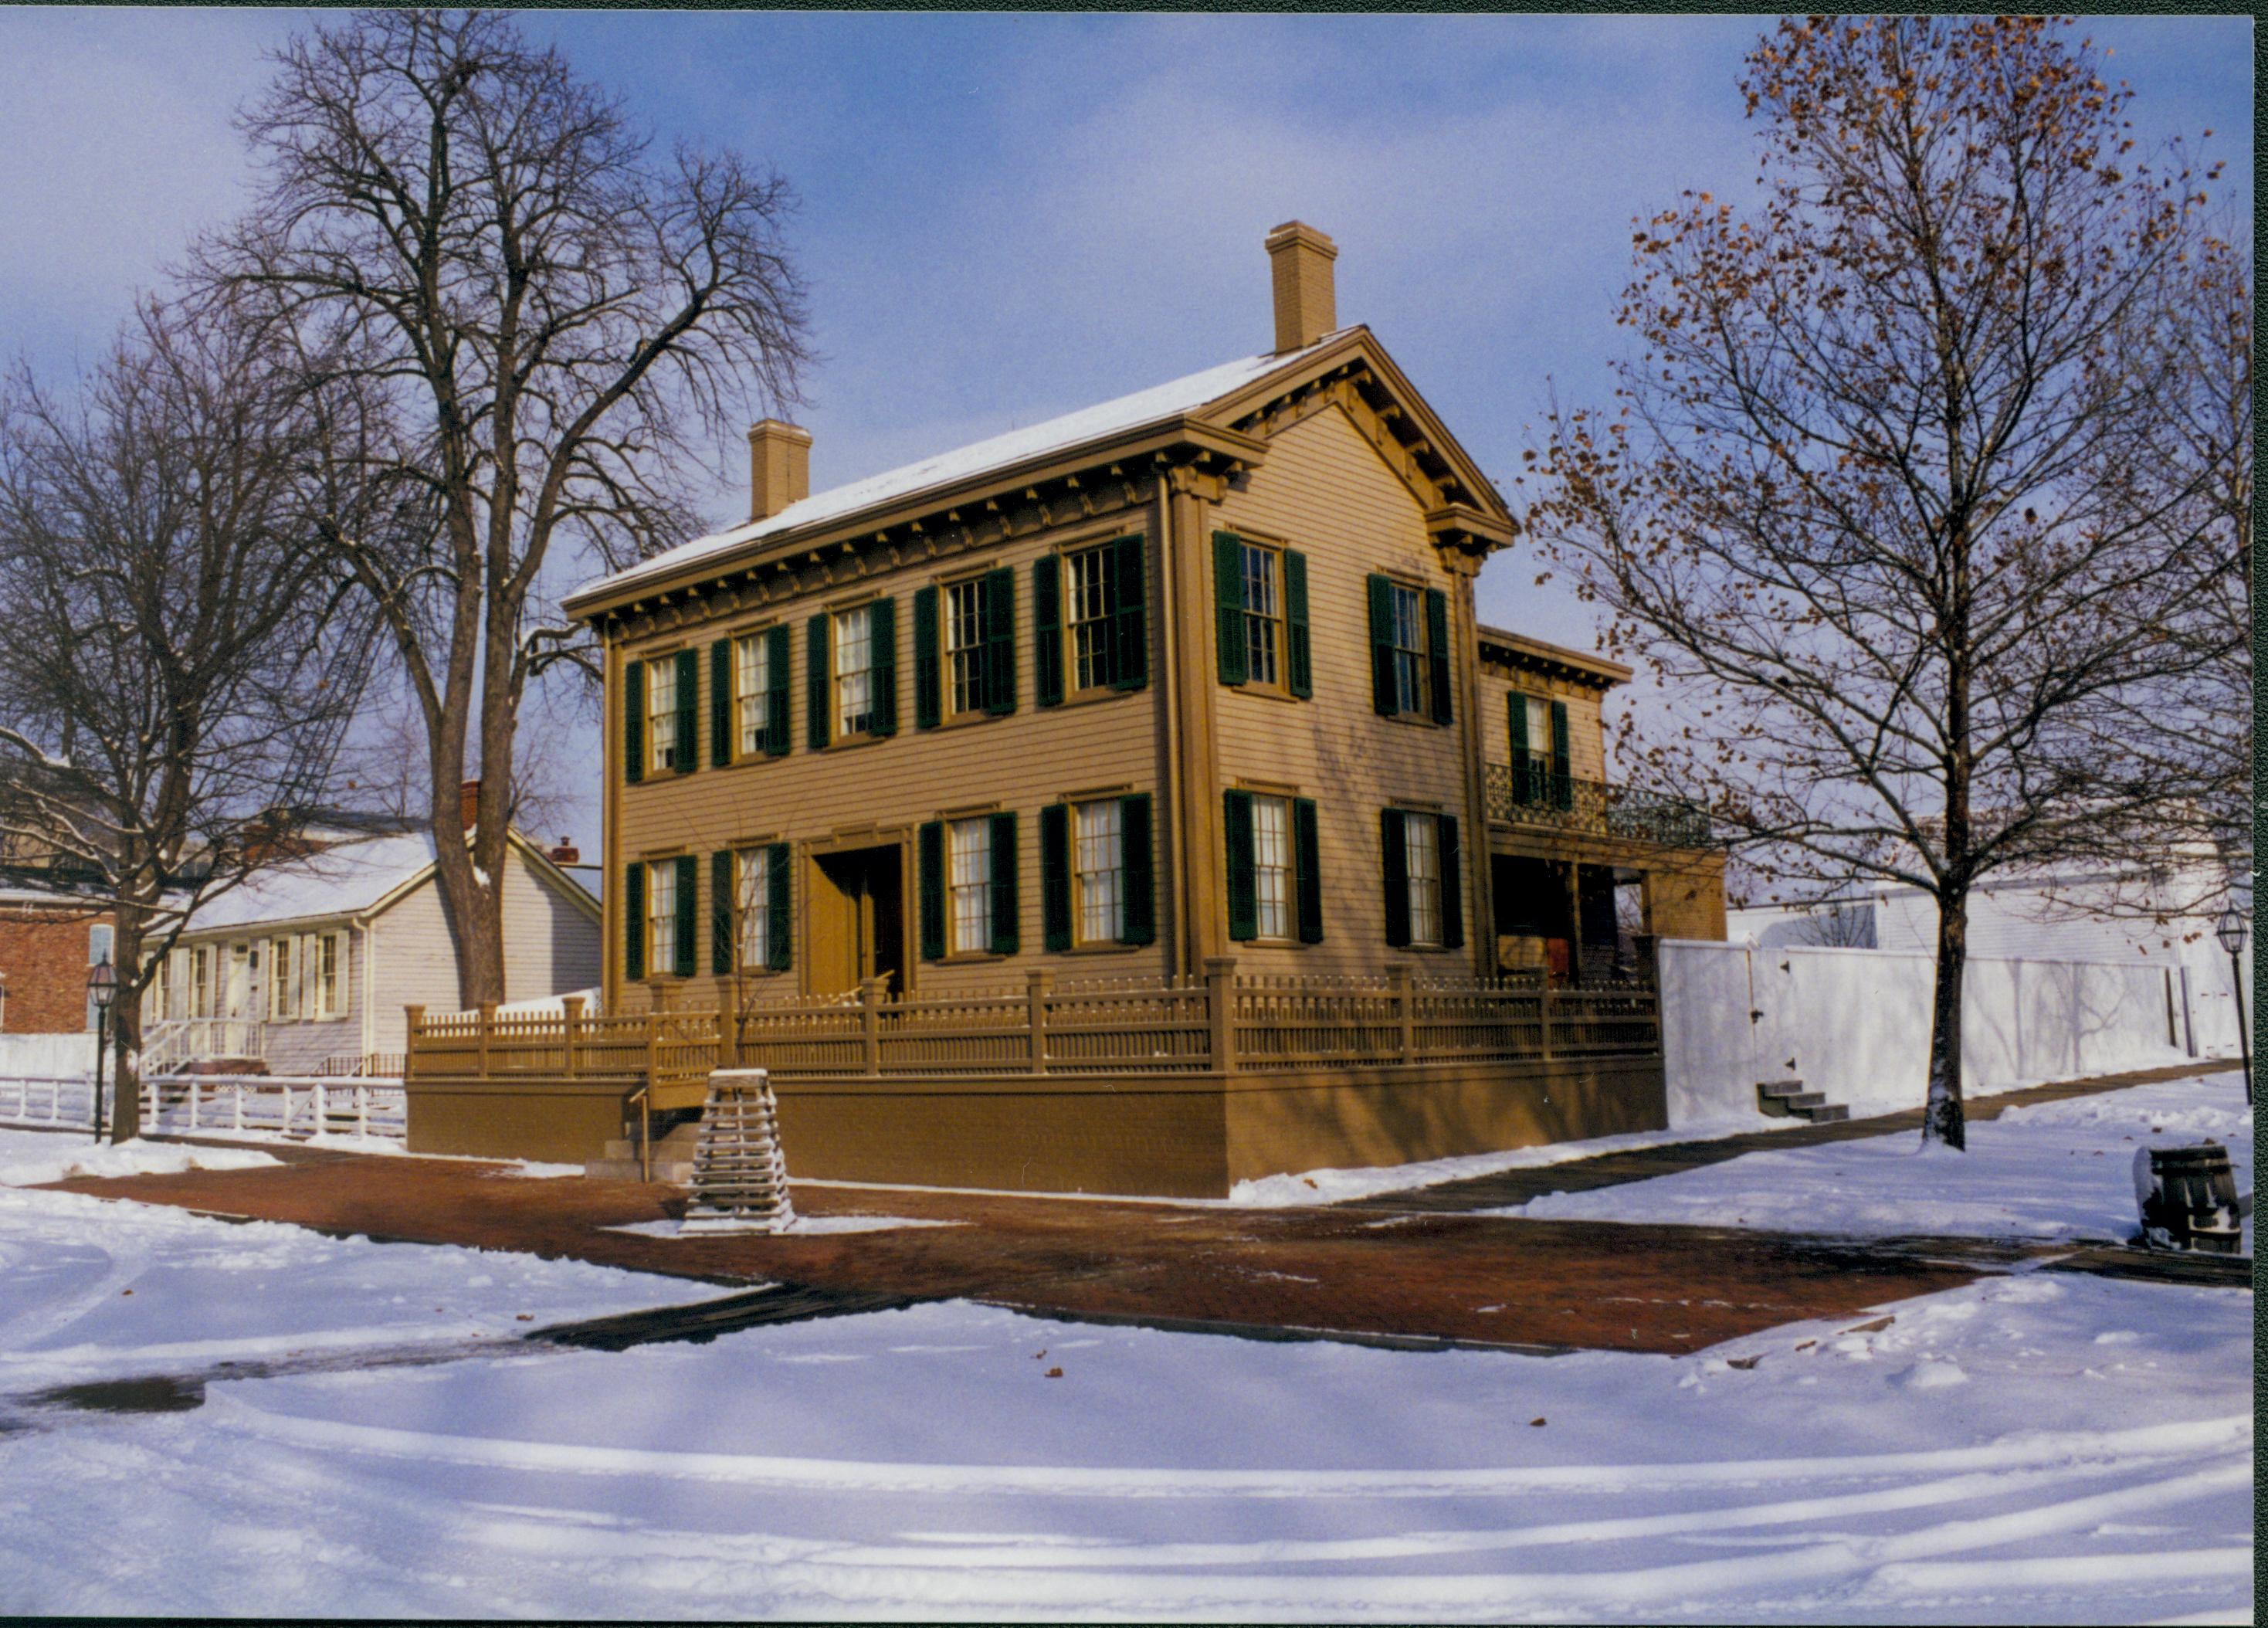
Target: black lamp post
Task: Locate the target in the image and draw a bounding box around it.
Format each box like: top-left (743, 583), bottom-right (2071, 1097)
top-left (87, 955), bottom-right (116, 1143)
top-left (2213, 903), bottom-right (2249, 1107)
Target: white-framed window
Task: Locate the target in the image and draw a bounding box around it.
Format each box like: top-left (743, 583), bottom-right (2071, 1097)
top-left (735, 848), bottom-right (772, 970)
top-left (1066, 544), bottom-right (1122, 693)
top-left (948, 817), bottom-right (992, 953)
top-left (1252, 794), bottom-right (1293, 940)
top-left (648, 860), bottom-right (678, 976)
top-left (834, 604), bottom-right (876, 736)
top-left (189, 945), bottom-right (212, 1019)
top-left (86, 923), bottom-right (114, 1031)
top-left (1388, 583), bottom-right (1429, 717)
top-left (270, 936), bottom-right (297, 1020)
top-left (1403, 811), bottom-right (1443, 947)
top-left (646, 655), bottom-right (680, 772)
top-left (734, 633), bottom-right (773, 755)
top-left (312, 933), bottom-right (342, 1021)
top-left (1241, 542), bottom-right (1283, 689)
top-left (945, 579), bottom-right (987, 717)
top-left (150, 950), bottom-right (171, 1024)
top-left (1073, 799), bottom-right (1125, 945)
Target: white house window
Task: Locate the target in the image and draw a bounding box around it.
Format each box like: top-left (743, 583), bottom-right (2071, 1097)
top-left (190, 946), bottom-right (212, 1019)
top-left (1074, 799), bottom-right (1124, 944)
top-left (1066, 544), bottom-right (1121, 692)
top-left (314, 933), bottom-right (342, 1020)
top-left (834, 605), bottom-right (876, 736)
top-left (646, 656), bottom-right (679, 772)
top-left (1403, 811), bottom-right (1443, 947)
top-left (949, 817), bottom-right (992, 952)
top-left (270, 936), bottom-right (297, 1020)
top-left (648, 860), bottom-right (678, 976)
top-left (1389, 584), bottom-right (1428, 717)
top-left (735, 848), bottom-right (771, 970)
top-left (1252, 795), bottom-right (1293, 940)
top-left (734, 633), bottom-right (772, 755)
top-left (150, 951), bottom-right (171, 1024)
top-left (946, 580), bottom-right (987, 717)
top-left (1242, 543), bottom-right (1283, 689)
top-left (86, 924), bottom-right (114, 1031)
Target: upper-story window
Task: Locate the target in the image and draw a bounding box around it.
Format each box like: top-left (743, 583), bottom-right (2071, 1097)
top-left (646, 656), bottom-right (680, 772)
top-left (1368, 575), bottom-right (1451, 724)
top-left (1241, 543), bottom-right (1284, 689)
top-left (1066, 544), bottom-right (1125, 694)
top-left (734, 633), bottom-right (773, 755)
top-left (834, 605), bottom-right (876, 737)
top-left (1388, 585), bottom-right (1428, 717)
top-left (945, 580), bottom-right (988, 717)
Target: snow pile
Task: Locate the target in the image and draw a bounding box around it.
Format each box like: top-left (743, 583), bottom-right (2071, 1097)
top-left (1496, 1073), bottom-right (2253, 1243)
top-left (1227, 1121), bottom-right (1801, 1207)
top-left (0, 1137), bottom-right (280, 1189)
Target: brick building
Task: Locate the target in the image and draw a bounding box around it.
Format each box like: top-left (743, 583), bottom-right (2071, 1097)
top-left (0, 884), bottom-right (111, 1035)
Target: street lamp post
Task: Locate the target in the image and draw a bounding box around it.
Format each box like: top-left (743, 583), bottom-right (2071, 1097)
top-left (2214, 904), bottom-right (2249, 1107)
top-left (86, 955), bottom-right (117, 1143)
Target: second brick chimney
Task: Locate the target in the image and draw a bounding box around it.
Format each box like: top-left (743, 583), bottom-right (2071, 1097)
top-left (747, 419), bottom-right (812, 523)
top-left (1264, 220), bottom-right (1339, 354)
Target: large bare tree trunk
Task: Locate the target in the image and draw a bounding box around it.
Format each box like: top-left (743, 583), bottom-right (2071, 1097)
top-left (1923, 883), bottom-right (1968, 1150)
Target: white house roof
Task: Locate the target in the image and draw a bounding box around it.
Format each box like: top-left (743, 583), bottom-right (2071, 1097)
top-left (578, 332), bottom-right (1349, 602)
top-left (181, 833), bottom-right (440, 933)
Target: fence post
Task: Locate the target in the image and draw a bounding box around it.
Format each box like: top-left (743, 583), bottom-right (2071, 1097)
top-left (403, 1006), bottom-right (425, 1081)
top-left (860, 977), bottom-right (887, 1077)
top-left (188, 1077), bottom-right (201, 1132)
top-left (1539, 978), bottom-right (1557, 1062)
top-left (1205, 957), bottom-right (1239, 1075)
top-left (234, 1080), bottom-right (246, 1133)
top-left (1389, 966), bottom-right (1413, 1066)
top-left (357, 1081), bottom-right (369, 1139)
top-left (561, 995), bottom-right (584, 1080)
top-left (476, 1001), bottom-right (497, 1077)
top-left (1028, 969), bottom-right (1053, 1075)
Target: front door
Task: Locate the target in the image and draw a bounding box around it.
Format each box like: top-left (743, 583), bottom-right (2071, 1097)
top-left (807, 844), bottom-right (906, 996)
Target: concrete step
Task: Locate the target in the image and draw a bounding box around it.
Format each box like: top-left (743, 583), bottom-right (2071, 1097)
top-left (1756, 1080), bottom-right (1808, 1097)
top-left (1795, 1103), bottom-right (1850, 1124)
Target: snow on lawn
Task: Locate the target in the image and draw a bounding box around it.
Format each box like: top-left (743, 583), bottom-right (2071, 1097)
top-left (0, 1267), bottom-right (2250, 1623)
top-left (0, 1133), bottom-right (281, 1189)
top-left (0, 1128), bottom-right (716, 1391)
top-left (1493, 1073), bottom-right (2253, 1244)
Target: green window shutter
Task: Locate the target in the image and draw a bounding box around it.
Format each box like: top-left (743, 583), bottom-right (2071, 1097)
top-left (1040, 802), bottom-right (1072, 950)
top-left (710, 850), bottom-right (734, 975)
top-left (1222, 789), bottom-right (1257, 942)
top-left (912, 585), bottom-right (941, 731)
top-left (917, 820), bottom-right (946, 961)
top-left (988, 811), bottom-right (1019, 954)
top-left (1439, 814), bottom-right (1464, 949)
top-left (1120, 793), bottom-right (1154, 945)
top-left (1381, 809), bottom-right (1410, 948)
top-left (805, 612), bottom-right (830, 750)
top-left (765, 843), bottom-right (792, 971)
top-left (983, 568), bottom-right (1017, 714)
top-left (1293, 796), bottom-right (1324, 944)
top-left (1425, 588), bottom-right (1453, 725)
top-left (1509, 693), bottom-right (1535, 806)
top-left (675, 650), bottom-right (698, 774)
top-left (1032, 556), bottom-right (1063, 708)
top-left (624, 659), bottom-right (645, 785)
top-left (673, 855), bottom-right (697, 975)
top-left (1550, 700), bottom-right (1573, 810)
top-left (1111, 534), bottom-right (1148, 692)
top-left (1213, 531), bottom-right (1247, 686)
top-left (867, 596), bottom-right (897, 737)
top-left (1367, 575), bottom-right (1396, 716)
top-left (623, 861), bottom-right (646, 981)
top-left (1283, 549), bottom-right (1313, 699)
top-left (710, 640), bottom-right (732, 768)
top-left (764, 626), bottom-right (792, 757)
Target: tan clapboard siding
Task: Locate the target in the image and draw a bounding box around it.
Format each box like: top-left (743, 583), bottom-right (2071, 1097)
top-left (1481, 670), bottom-right (1608, 782)
top-left (1210, 405), bottom-right (1477, 975)
top-left (609, 510), bottom-right (1173, 1005)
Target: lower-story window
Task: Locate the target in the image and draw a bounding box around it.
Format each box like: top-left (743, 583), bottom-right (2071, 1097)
top-left (1403, 812), bottom-right (1443, 947)
top-left (949, 817), bottom-right (992, 952)
top-left (1252, 795), bottom-right (1293, 940)
top-left (1074, 799), bottom-right (1124, 944)
top-left (648, 860), bottom-right (678, 977)
top-left (736, 847), bottom-right (772, 969)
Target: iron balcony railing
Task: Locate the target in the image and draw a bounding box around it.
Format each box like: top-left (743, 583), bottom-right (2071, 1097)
top-left (1484, 761), bottom-right (1714, 848)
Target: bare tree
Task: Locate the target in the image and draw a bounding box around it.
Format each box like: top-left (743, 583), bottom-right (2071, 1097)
top-left (197, 8), bottom-right (812, 1007)
top-left (1525, 17), bottom-right (2239, 1146)
top-left (0, 300), bottom-right (375, 1140)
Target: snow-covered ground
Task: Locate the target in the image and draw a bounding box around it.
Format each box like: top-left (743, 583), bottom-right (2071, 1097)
top-left (1494, 1073), bottom-right (2253, 1246)
top-left (0, 1118), bottom-right (2252, 1621)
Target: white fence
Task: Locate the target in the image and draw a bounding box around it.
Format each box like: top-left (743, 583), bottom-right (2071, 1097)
top-left (0, 1075), bottom-right (99, 1131)
top-left (1660, 941), bottom-right (2203, 1130)
top-left (0, 1071), bottom-right (404, 1142)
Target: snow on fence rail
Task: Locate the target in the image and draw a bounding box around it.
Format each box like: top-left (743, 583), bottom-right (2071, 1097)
top-left (138, 1075), bottom-right (405, 1141)
top-left (405, 962), bottom-right (1663, 1084)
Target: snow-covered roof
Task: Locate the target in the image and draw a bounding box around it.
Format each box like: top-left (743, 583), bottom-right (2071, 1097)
top-left (577, 333), bottom-right (1349, 603)
top-left (181, 833), bottom-right (440, 934)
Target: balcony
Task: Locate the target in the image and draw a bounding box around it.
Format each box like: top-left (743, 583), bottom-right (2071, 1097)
top-left (1484, 761), bottom-right (1714, 849)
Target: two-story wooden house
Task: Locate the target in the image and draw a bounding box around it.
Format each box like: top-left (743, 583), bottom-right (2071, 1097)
top-left (411, 223), bottom-right (1724, 1196)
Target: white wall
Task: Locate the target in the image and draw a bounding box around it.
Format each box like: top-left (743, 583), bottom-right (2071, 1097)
top-left (0, 1032), bottom-right (97, 1077)
top-left (1660, 940), bottom-right (2199, 1130)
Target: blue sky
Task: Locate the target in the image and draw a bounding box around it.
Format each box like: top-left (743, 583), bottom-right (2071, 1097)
top-left (0, 10), bottom-right (2250, 842)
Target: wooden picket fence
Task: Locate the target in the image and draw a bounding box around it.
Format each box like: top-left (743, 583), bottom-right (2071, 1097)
top-left (405, 962), bottom-right (1658, 1086)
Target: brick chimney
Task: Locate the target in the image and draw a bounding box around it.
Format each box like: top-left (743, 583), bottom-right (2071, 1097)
top-left (1264, 220), bottom-right (1338, 354)
top-left (747, 419), bottom-right (812, 523)
top-left (459, 778), bottom-right (480, 835)
top-left (548, 838), bottom-right (580, 864)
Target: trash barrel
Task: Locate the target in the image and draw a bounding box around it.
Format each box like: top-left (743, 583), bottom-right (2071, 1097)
top-left (2132, 1141), bottom-right (2246, 1255)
